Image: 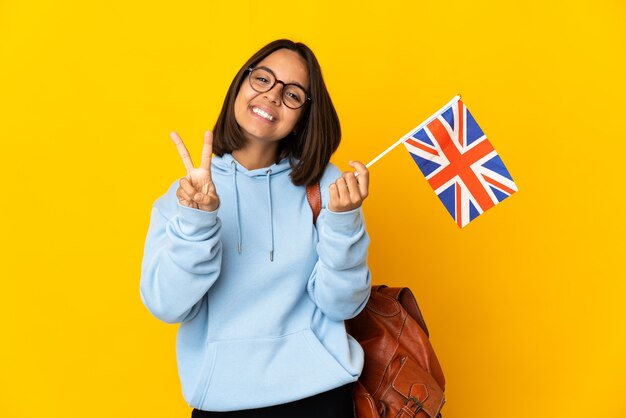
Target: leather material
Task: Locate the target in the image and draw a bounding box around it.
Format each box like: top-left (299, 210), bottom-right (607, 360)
top-left (346, 285), bottom-right (446, 418)
top-left (305, 183), bottom-right (322, 225)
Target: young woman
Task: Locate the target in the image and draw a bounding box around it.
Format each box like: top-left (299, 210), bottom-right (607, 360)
top-left (140, 39), bottom-right (371, 417)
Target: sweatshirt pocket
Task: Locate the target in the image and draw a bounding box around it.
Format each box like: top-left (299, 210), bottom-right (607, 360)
top-left (195, 328), bottom-right (354, 411)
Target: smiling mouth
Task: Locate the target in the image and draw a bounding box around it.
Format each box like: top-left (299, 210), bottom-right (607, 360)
top-left (250, 106), bottom-right (276, 122)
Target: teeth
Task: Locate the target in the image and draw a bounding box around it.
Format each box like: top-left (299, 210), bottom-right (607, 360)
top-left (252, 107), bottom-right (274, 121)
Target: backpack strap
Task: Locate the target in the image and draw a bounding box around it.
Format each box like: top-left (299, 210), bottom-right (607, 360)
top-left (306, 183), bottom-right (322, 224)
top-left (379, 286), bottom-right (430, 337)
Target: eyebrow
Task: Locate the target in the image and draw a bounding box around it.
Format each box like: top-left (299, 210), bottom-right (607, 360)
top-left (256, 65), bottom-right (309, 92)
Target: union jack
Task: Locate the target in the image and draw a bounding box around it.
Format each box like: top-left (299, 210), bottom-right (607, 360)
top-left (403, 98), bottom-right (518, 228)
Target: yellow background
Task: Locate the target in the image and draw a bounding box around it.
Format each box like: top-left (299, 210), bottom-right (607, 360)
top-left (1, 0), bottom-right (625, 417)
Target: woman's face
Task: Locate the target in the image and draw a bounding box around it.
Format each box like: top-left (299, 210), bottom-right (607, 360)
top-left (234, 49), bottom-right (309, 146)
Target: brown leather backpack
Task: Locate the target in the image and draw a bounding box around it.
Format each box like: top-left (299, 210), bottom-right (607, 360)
top-left (306, 184), bottom-right (446, 418)
top-left (346, 285), bottom-right (446, 418)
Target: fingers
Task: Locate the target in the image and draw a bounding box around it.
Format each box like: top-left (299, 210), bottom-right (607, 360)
top-left (348, 161), bottom-right (369, 199)
top-left (178, 178), bottom-right (218, 211)
top-left (328, 161), bottom-right (370, 212)
top-left (199, 130), bottom-right (213, 173)
top-left (343, 172), bottom-right (361, 203)
top-left (335, 177), bottom-right (349, 202)
top-left (189, 185), bottom-right (219, 212)
top-left (329, 183), bottom-right (340, 209)
top-left (329, 176), bottom-right (359, 212)
top-left (170, 131), bottom-right (195, 175)
top-left (176, 184), bottom-right (197, 208)
top-left (192, 191), bottom-right (214, 207)
top-left (180, 177), bottom-right (197, 198)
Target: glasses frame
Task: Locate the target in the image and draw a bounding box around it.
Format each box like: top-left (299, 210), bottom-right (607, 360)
top-left (246, 67), bottom-right (312, 109)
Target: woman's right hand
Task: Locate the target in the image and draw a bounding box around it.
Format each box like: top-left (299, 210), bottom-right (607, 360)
top-left (170, 130), bottom-right (220, 212)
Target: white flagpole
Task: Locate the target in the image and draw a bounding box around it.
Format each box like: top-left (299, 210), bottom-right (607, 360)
top-left (365, 95), bottom-right (462, 169)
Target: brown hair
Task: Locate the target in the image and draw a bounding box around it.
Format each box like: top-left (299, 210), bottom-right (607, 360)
top-left (212, 39), bottom-right (341, 186)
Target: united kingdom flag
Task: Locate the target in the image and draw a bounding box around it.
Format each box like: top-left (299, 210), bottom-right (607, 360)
top-left (403, 98), bottom-right (518, 228)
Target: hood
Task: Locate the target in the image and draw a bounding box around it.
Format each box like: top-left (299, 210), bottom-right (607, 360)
top-left (211, 153), bottom-right (294, 262)
top-left (211, 153), bottom-right (293, 178)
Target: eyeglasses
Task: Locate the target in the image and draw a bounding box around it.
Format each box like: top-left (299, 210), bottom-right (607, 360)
top-left (246, 67), bottom-right (311, 109)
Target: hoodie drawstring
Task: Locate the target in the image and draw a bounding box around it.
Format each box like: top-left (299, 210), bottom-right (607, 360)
top-left (230, 161), bottom-right (274, 262)
top-left (231, 160), bottom-right (242, 254)
top-left (266, 169), bottom-right (274, 262)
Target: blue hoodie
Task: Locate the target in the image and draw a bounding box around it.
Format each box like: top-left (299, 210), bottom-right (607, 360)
top-left (140, 153), bottom-right (371, 411)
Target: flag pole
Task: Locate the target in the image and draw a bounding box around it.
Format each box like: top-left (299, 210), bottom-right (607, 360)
top-left (365, 94), bottom-right (462, 169)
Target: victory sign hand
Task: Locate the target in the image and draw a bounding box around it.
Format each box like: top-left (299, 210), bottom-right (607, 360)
top-left (171, 130), bottom-right (219, 212)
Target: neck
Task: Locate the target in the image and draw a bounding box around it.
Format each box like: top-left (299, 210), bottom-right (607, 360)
top-left (232, 141), bottom-right (280, 170)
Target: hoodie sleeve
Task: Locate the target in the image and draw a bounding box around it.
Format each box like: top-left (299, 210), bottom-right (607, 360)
top-left (139, 181), bottom-right (223, 324)
top-left (306, 164), bottom-right (372, 321)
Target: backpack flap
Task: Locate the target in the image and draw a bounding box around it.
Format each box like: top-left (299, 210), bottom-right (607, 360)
top-left (390, 356), bottom-right (446, 418)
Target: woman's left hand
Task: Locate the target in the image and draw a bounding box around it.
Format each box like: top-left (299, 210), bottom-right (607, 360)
top-left (328, 161), bottom-right (369, 212)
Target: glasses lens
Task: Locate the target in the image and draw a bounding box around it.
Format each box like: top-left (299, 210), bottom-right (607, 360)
top-left (249, 68), bottom-right (274, 92)
top-left (283, 85), bottom-right (307, 109)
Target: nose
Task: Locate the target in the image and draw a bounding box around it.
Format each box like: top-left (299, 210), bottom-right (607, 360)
top-left (263, 82), bottom-right (285, 106)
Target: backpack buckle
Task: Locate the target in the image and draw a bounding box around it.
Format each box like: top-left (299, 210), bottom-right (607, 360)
top-left (405, 395), bottom-right (424, 414)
